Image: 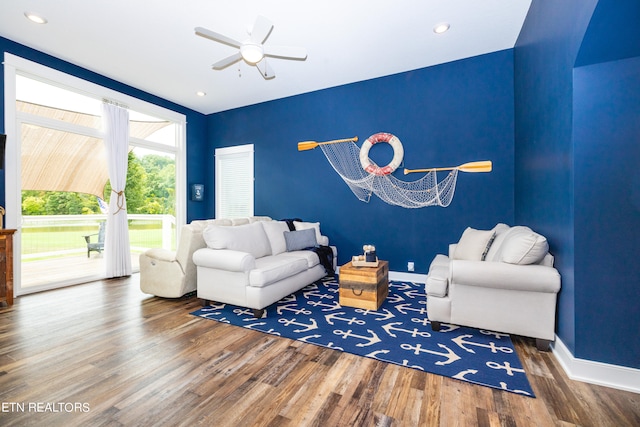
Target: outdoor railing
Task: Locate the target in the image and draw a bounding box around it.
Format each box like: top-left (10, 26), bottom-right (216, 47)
top-left (21, 214), bottom-right (176, 260)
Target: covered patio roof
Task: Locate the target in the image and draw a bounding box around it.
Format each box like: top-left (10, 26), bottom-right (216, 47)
top-left (19, 101), bottom-right (171, 199)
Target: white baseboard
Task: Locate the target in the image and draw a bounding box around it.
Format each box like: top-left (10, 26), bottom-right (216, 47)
top-left (552, 336), bottom-right (640, 394)
top-left (389, 271), bottom-right (427, 283)
top-left (334, 267), bottom-right (427, 284)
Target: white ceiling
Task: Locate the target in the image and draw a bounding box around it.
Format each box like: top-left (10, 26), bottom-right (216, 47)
top-left (0, 1), bottom-right (532, 115)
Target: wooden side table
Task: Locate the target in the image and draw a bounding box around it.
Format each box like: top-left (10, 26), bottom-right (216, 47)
top-left (339, 260), bottom-right (389, 310)
top-left (0, 229), bottom-right (16, 307)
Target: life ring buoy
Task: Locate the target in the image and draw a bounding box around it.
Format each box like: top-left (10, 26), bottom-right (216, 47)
top-left (359, 132), bottom-right (404, 176)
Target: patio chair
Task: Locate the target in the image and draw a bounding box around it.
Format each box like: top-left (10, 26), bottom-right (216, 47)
top-left (83, 222), bottom-right (105, 257)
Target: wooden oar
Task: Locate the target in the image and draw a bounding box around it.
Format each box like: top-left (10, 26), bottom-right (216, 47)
top-left (298, 136), bottom-right (358, 151)
top-left (404, 160), bottom-right (492, 175)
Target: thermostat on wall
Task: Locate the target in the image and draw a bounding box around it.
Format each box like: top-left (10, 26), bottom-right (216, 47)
top-left (191, 184), bottom-right (204, 201)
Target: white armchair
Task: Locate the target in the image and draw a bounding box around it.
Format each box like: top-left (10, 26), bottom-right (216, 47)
top-left (426, 224), bottom-right (561, 350)
top-left (139, 218), bottom-right (233, 298)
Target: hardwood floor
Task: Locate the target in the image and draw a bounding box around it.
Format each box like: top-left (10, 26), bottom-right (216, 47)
top-left (0, 276), bottom-right (638, 427)
top-left (21, 253), bottom-right (140, 289)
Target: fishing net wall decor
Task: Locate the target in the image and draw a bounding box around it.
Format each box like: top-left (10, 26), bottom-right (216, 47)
top-left (298, 133), bottom-right (491, 209)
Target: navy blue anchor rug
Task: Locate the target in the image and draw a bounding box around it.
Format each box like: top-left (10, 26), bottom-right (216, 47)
top-left (191, 279), bottom-right (535, 396)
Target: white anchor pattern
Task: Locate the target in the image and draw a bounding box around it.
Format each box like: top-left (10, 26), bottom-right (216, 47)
top-left (192, 279), bottom-right (534, 396)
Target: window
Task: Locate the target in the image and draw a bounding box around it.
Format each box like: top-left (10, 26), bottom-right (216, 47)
top-left (4, 53), bottom-right (186, 294)
top-left (215, 144), bottom-right (254, 218)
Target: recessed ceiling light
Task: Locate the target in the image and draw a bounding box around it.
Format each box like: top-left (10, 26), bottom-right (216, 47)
top-left (433, 23), bottom-right (450, 34)
top-left (24, 12), bottom-right (48, 24)
top-left (196, 91), bottom-right (206, 97)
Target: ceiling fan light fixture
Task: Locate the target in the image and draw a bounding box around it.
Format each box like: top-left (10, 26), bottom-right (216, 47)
top-left (433, 22), bottom-right (450, 34)
top-left (24, 12), bottom-right (48, 24)
top-left (240, 44), bottom-right (264, 64)
top-left (196, 16), bottom-right (305, 80)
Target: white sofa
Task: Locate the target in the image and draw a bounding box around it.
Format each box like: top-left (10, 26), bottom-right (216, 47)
top-left (139, 216), bottom-right (271, 298)
top-left (426, 224), bottom-right (561, 350)
top-left (194, 219), bottom-right (337, 317)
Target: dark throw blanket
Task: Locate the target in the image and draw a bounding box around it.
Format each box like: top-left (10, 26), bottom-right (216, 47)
top-left (311, 245), bottom-right (335, 277)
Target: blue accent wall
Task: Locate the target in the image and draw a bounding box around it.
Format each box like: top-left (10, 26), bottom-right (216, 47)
top-left (209, 50), bottom-right (515, 273)
top-left (514, 0), bottom-right (598, 363)
top-left (575, 0), bottom-right (640, 67)
top-left (4, 0), bottom-right (638, 372)
top-left (515, 0), bottom-right (640, 368)
top-left (573, 57), bottom-right (640, 367)
top-left (0, 36), bottom-right (209, 222)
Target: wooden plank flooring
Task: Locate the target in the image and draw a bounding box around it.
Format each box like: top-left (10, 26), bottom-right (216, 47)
top-left (0, 275), bottom-right (638, 426)
top-left (20, 253), bottom-right (140, 289)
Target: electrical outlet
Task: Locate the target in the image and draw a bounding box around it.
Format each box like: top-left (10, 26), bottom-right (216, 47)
top-left (407, 261), bottom-right (415, 272)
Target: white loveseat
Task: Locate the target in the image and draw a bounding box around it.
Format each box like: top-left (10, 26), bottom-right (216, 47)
top-left (426, 224), bottom-right (561, 350)
top-left (193, 219), bottom-right (337, 317)
top-left (139, 216), bottom-right (272, 298)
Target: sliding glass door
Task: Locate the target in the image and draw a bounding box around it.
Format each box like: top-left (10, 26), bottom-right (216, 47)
top-left (4, 54), bottom-right (186, 296)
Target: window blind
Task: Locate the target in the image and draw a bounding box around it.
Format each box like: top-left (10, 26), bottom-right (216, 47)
top-left (215, 144), bottom-right (254, 219)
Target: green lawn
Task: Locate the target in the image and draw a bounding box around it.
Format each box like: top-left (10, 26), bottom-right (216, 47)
top-left (21, 226), bottom-right (172, 255)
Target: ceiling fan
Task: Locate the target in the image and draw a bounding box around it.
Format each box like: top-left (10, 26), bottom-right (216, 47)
top-left (195, 16), bottom-right (307, 80)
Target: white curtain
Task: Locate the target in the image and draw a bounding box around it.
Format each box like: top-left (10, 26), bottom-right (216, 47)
top-left (102, 102), bottom-right (132, 277)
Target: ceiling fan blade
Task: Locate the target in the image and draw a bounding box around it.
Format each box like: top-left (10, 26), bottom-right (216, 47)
top-left (264, 45), bottom-right (308, 60)
top-left (255, 59), bottom-right (275, 80)
top-left (250, 16), bottom-right (274, 45)
top-left (195, 26), bottom-right (241, 49)
top-left (212, 52), bottom-right (243, 70)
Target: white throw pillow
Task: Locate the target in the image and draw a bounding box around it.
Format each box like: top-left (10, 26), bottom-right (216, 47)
top-left (452, 227), bottom-right (495, 261)
top-left (261, 221), bottom-right (290, 255)
top-left (293, 221), bottom-right (322, 243)
top-left (500, 226), bottom-right (549, 265)
top-left (203, 222), bottom-right (271, 258)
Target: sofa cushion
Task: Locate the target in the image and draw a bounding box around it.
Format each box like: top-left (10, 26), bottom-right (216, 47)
top-left (293, 221), bottom-right (323, 243)
top-left (262, 221), bottom-right (290, 255)
top-left (282, 250), bottom-right (321, 268)
top-left (249, 216), bottom-right (272, 223)
top-left (203, 222), bottom-right (271, 258)
top-left (500, 226), bottom-right (549, 265)
top-left (189, 218), bottom-right (233, 229)
top-left (249, 255), bottom-right (309, 287)
top-left (231, 218), bottom-right (250, 226)
top-left (284, 228), bottom-right (317, 251)
top-left (452, 227), bottom-right (495, 261)
top-left (192, 248), bottom-right (256, 272)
